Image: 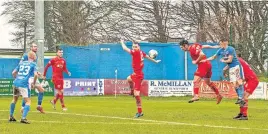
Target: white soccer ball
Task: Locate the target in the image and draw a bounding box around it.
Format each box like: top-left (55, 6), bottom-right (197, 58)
top-left (149, 49), bottom-right (158, 59)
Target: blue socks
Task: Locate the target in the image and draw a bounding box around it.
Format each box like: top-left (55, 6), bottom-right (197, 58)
top-left (38, 92), bottom-right (44, 106)
top-left (9, 103), bottom-right (16, 116)
top-left (236, 85), bottom-right (244, 99)
top-left (21, 100), bottom-right (26, 107)
top-left (22, 105), bottom-right (30, 119)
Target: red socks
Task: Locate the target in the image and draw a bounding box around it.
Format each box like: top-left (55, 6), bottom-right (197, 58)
top-left (241, 100), bottom-right (248, 116)
top-left (209, 82), bottom-right (219, 95)
top-left (53, 93), bottom-right (59, 104)
top-left (135, 96), bottom-right (142, 113)
top-left (59, 94), bottom-right (65, 108)
top-left (53, 93), bottom-right (65, 108)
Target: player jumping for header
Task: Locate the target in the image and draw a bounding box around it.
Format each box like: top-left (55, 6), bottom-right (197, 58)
top-left (120, 39), bottom-right (161, 118)
top-left (179, 40), bottom-right (223, 104)
top-left (43, 47), bottom-right (71, 111)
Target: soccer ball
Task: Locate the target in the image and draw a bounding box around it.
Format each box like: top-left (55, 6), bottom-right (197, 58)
top-left (149, 49), bottom-right (158, 59)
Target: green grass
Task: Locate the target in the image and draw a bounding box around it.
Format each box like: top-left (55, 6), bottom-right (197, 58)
top-left (1, 96), bottom-right (268, 134)
top-left (258, 75), bottom-right (268, 82)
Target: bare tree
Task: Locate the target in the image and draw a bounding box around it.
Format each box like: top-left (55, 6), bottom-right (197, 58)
top-left (1, 0), bottom-right (121, 48)
top-left (1, 1), bottom-right (35, 48)
top-left (176, 1), bottom-right (268, 73)
top-left (117, 0), bottom-right (184, 42)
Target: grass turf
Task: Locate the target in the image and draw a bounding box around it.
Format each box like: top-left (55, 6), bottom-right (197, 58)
top-left (0, 96), bottom-right (268, 134)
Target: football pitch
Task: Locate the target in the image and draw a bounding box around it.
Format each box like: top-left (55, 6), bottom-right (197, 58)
top-left (1, 96), bottom-right (268, 134)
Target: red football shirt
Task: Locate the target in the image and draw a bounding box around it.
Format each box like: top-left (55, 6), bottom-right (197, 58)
top-left (44, 57), bottom-right (68, 80)
top-left (238, 57), bottom-right (257, 80)
top-left (130, 50), bottom-right (146, 75)
top-left (189, 43), bottom-right (207, 62)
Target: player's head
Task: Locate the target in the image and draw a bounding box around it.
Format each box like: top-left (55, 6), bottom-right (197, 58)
top-left (30, 42), bottom-right (38, 52)
top-left (236, 50), bottom-right (242, 57)
top-left (28, 51), bottom-right (36, 61)
top-left (179, 40), bottom-right (189, 51)
top-left (219, 38), bottom-right (229, 48)
top-left (56, 48), bottom-right (63, 58)
top-left (132, 40), bottom-right (140, 51)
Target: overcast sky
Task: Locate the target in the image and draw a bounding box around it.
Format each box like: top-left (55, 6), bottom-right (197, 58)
top-left (0, 0), bottom-right (16, 49)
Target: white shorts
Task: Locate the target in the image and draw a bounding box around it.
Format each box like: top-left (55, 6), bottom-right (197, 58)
top-left (13, 86), bottom-right (29, 98)
top-left (229, 65), bottom-right (241, 82)
top-left (28, 77), bottom-right (40, 89)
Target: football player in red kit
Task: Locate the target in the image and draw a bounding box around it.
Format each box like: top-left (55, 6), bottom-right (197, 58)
top-left (229, 51), bottom-right (259, 120)
top-left (43, 48), bottom-right (71, 111)
top-left (120, 39), bottom-right (160, 118)
top-left (179, 40), bottom-right (223, 104)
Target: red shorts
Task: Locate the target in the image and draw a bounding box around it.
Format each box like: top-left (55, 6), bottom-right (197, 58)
top-left (130, 73), bottom-right (144, 91)
top-left (52, 79), bottom-right (64, 90)
top-left (194, 61), bottom-right (212, 78)
top-left (244, 79), bottom-right (259, 94)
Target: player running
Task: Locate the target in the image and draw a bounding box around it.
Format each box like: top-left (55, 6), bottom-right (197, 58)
top-left (9, 51), bottom-right (38, 124)
top-left (120, 39), bottom-right (160, 118)
top-left (229, 51), bottom-right (259, 120)
top-left (20, 42), bottom-right (45, 113)
top-left (206, 38), bottom-right (244, 105)
top-left (43, 48), bottom-right (71, 111)
top-left (179, 40), bottom-right (223, 104)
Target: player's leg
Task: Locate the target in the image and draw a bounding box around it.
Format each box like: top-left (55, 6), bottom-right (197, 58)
top-left (20, 98), bottom-right (26, 114)
top-left (17, 87), bottom-right (31, 124)
top-left (188, 75), bottom-right (202, 103)
top-left (204, 78), bottom-right (223, 104)
top-left (54, 79), bottom-right (67, 111)
top-left (229, 66), bottom-right (244, 104)
top-left (234, 79), bottom-right (244, 104)
top-left (189, 63), bottom-right (206, 103)
top-left (9, 87), bottom-right (19, 122)
top-left (127, 75), bottom-right (134, 96)
top-left (9, 96), bottom-right (18, 122)
top-left (35, 83), bottom-right (45, 113)
top-left (203, 62), bottom-right (222, 104)
top-left (133, 77), bottom-right (143, 118)
top-left (58, 89), bottom-right (67, 111)
top-left (238, 80), bottom-right (259, 120)
top-left (50, 80), bottom-right (59, 110)
top-left (20, 77), bottom-right (34, 113)
top-left (21, 97), bottom-right (31, 124)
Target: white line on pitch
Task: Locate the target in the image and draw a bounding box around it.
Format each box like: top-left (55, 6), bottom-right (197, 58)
top-left (42, 111), bottom-right (268, 131)
top-left (0, 119), bottom-right (162, 125)
top-left (1, 110), bottom-right (268, 131)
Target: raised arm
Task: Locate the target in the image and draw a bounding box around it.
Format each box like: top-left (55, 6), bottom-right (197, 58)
top-left (120, 39), bottom-right (131, 53)
top-left (202, 45), bottom-right (220, 49)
